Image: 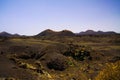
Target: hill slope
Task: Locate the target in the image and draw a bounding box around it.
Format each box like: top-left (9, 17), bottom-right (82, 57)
top-left (78, 30), bottom-right (117, 35)
top-left (36, 29), bottom-right (75, 37)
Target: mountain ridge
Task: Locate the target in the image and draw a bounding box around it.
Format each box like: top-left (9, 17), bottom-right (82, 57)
top-left (78, 30), bottom-right (117, 35)
top-left (0, 29), bottom-right (119, 37)
top-left (0, 31), bottom-right (20, 37)
top-left (35, 29), bottom-right (75, 37)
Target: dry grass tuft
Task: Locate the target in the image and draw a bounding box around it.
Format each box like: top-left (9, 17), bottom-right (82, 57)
top-left (95, 61), bottom-right (120, 80)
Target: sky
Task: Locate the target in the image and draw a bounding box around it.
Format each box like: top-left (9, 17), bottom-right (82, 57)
top-left (0, 0), bottom-right (120, 35)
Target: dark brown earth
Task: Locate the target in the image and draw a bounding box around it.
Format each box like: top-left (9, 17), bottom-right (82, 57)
top-left (0, 33), bottom-right (120, 80)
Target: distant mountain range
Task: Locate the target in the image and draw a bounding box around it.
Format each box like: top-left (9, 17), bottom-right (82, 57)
top-left (0, 31), bottom-right (20, 37)
top-left (0, 29), bottom-right (119, 37)
top-left (77, 30), bottom-right (117, 35)
top-left (36, 29), bottom-right (118, 37)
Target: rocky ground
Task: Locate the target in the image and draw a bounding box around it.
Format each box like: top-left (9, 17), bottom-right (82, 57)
top-left (0, 34), bottom-right (120, 80)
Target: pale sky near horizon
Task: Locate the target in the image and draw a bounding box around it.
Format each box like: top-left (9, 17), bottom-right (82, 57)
top-left (0, 0), bottom-right (120, 35)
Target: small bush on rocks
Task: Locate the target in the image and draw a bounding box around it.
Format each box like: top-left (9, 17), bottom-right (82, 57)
top-left (47, 57), bottom-right (68, 71)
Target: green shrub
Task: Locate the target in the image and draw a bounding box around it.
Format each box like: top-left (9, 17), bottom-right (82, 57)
top-left (64, 44), bottom-right (91, 61)
top-left (47, 58), bottom-right (68, 71)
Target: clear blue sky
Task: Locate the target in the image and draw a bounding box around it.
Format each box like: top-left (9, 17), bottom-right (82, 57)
top-left (0, 0), bottom-right (120, 35)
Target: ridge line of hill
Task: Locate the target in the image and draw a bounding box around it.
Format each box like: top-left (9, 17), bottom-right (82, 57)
top-left (0, 29), bottom-right (119, 37)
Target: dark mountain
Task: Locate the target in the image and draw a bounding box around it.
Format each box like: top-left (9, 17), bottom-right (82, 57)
top-left (12, 33), bottom-right (20, 37)
top-left (58, 30), bottom-right (75, 36)
top-left (0, 32), bottom-right (12, 37)
top-left (105, 31), bottom-right (117, 34)
top-left (36, 29), bottom-right (56, 36)
top-left (78, 30), bottom-right (117, 35)
top-left (36, 29), bottom-right (75, 37)
top-left (80, 30), bottom-right (95, 35)
top-left (0, 30), bottom-right (118, 37)
top-left (0, 32), bottom-right (20, 37)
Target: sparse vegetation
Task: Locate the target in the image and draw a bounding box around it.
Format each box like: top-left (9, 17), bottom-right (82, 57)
top-left (0, 33), bottom-right (120, 80)
top-left (4, 77), bottom-right (19, 80)
top-left (64, 43), bottom-right (92, 61)
top-left (47, 57), bottom-right (68, 71)
top-left (95, 61), bottom-right (120, 80)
